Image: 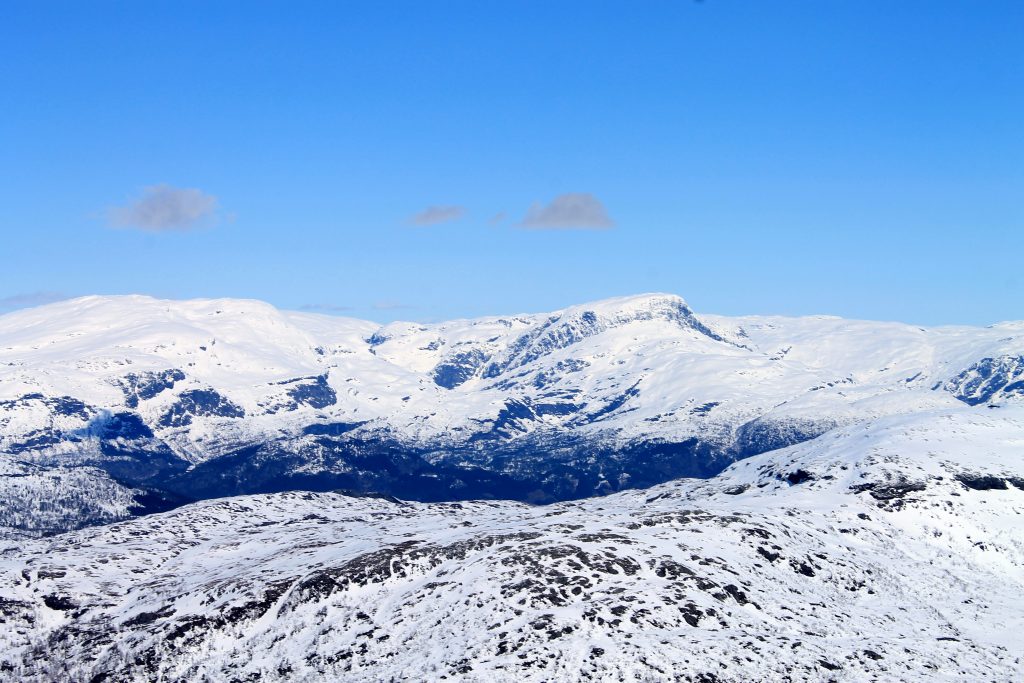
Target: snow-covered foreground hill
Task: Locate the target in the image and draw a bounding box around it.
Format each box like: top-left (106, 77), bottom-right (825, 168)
top-left (2, 408), bottom-right (1022, 682)
top-left (1, 293), bottom-right (1022, 534)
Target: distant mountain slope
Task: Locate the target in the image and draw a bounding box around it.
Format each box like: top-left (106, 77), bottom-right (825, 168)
top-left (1, 294), bottom-right (1022, 532)
top-left (2, 408), bottom-right (1021, 682)
top-left (0, 459), bottom-right (139, 539)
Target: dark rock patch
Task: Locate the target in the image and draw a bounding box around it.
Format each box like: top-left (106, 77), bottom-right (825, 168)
top-left (159, 389), bottom-right (244, 428)
top-left (955, 474), bottom-right (1008, 491)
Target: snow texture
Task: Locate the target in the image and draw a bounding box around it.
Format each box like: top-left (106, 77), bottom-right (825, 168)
top-left (1, 294), bottom-right (1023, 681)
top-left (1, 293), bottom-right (1021, 530)
top-left (1, 408), bottom-right (1022, 681)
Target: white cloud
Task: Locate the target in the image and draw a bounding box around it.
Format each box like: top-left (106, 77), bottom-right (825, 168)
top-left (521, 193), bottom-right (615, 229)
top-left (410, 205), bottom-right (465, 226)
top-left (109, 184), bottom-right (219, 232)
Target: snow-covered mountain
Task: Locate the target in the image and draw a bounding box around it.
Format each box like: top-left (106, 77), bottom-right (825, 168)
top-left (1, 293), bottom-right (1022, 535)
top-left (2, 407), bottom-right (1022, 681)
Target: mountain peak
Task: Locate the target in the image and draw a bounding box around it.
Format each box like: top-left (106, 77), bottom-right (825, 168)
top-left (556, 292), bottom-right (691, 317)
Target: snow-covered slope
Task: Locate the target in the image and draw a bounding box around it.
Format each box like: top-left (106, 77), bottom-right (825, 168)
top-left (1, 294), bottom-right (1022, 532)
top-left (2, 407), bottom-right (1022, 682)
top-left (0, 459), bottom-right (141, 539)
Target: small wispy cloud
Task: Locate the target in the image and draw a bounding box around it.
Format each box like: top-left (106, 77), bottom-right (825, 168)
top-left (489, 211), bottom-right (507, 225)
top-left (108, 184), bottom-right (219, 232)
top-left (0, 291), bottom-right (69, 311)
top-left (520, 193), bottom-right (615, 230)
top-left (410, 205), bottom-right (465, 226)
top-left (299, 303), bottom-right (355, 314)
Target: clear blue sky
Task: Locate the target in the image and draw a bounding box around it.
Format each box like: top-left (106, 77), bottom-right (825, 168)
top-left (2, 1), bottom-right (1021, 324)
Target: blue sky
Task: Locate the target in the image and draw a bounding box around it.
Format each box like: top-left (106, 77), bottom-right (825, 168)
top-left (2, 1), bottom-right (1021, 324)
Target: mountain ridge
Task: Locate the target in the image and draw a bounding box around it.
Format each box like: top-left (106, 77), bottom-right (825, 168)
top-left (1, 293), bottom-right (1022, 536)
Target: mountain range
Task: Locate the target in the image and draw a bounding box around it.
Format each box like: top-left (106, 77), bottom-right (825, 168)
top-left (1, 293), bottom-right (1022, 537)
top-left (1, 293), bottom-right (1022, 680)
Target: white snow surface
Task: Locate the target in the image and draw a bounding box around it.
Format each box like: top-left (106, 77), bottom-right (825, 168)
top-left (1, 294), bottom-right (1023, 681)
top-left (0, 459), bottom-right (140, 538)
top-left (1, 407), bottom-right (1022, 681)
top-left (0, 293), bottom-right (1020, 462)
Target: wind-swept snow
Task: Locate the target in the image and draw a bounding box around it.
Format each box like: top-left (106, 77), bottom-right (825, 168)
top-left (1, 408), bottom-right (1022, 681)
